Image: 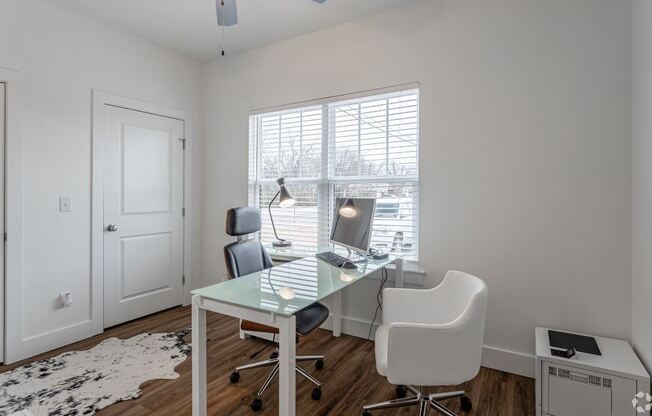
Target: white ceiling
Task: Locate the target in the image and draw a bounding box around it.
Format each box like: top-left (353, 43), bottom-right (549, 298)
top-left (44, 0), bottom-right (417, 62)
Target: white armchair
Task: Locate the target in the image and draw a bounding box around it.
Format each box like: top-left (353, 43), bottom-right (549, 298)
top-left (363, 270), bottom-right (488, 416)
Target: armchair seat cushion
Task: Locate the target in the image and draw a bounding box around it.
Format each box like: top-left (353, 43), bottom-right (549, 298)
top-left (374, 324), bottom-right (389, 376)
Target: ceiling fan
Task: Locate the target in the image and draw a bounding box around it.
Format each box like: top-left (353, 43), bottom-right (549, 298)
top-left (216, 0), bottom-right (327, 27)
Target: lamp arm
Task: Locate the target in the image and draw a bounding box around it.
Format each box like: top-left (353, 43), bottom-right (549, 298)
top-left (268, 190), bottom-right (284, 242)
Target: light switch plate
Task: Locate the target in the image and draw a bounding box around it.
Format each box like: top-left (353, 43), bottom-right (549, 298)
top-left (59, 196), bottom-right (71, 212)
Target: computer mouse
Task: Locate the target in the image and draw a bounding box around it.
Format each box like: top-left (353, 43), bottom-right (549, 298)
top-left (342, 261), bottom-right (357, 270)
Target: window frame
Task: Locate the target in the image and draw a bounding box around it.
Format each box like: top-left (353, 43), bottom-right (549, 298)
top-left (249, 84), bottom-right (420, 260)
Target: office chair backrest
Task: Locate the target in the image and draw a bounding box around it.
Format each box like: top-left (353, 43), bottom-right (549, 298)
top-left (224, 207), bottom-right (273, 279)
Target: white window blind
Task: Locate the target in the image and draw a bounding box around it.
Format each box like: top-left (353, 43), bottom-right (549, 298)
top-left (249, 88), bottom-right (419, 260)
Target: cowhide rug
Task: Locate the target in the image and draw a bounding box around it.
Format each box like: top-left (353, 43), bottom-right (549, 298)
top-left (0, 329), bottom-right (191, 416)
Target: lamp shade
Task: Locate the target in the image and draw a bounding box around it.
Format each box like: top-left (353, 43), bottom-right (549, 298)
top-left (339, 198), bottom-right (357, 218)
top-left (277, 178), bottom-right (296, 208)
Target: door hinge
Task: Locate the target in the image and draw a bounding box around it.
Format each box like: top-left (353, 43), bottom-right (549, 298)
top-left (182, 207), bottom-right (186, 217)
top-left (182, 274), bottom-right (186, 285)
top-left (179, 138), bottom-right (186, 149)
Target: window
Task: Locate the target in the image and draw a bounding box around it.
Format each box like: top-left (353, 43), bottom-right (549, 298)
top-left (249, 87), bottom-right (419, 260)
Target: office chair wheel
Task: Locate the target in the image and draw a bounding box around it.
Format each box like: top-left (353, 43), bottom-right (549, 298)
top-left (229, 371), bottom-right (240, 383)
top-left (460, 395), bottom-right (472, 412)
top-left (250, 397), bottom-right (263, 411)
top-left (311, 387), bottom-right (322, 400)
top-left (315, 359), bottom-right (324, 370)
top-left (270, 351), bottom-right (279, 359)
top-left (396, 385), bottom-right (408, 398)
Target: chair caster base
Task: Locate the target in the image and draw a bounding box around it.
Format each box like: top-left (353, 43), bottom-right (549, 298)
top-left (315, 359), bottom-right (324, 370)
top-left (312, 387), bottom-right (322, 400)
top-left (229, 371), bottom-right (240, 383)
top-left (461, 395), bottom-right (472, 412)
top-left (250, 397), bottom-right (263, 411)
top-left (396, 385), bottom-right (408, 398)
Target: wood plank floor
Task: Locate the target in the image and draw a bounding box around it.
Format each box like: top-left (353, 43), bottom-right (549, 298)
top-left (0, 307), bottom-right (535, 415)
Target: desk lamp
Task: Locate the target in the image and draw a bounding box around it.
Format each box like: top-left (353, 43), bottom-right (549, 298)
top-left (269, 177), bottom-right (295, 247)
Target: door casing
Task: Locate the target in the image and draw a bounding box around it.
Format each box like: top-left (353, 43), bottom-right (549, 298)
top-left (92, 90), bottom-right (194, 329)
top-left (0, 82), bottom-right (6, 363)
top-left (2, 66), bottom-right (26, 364)
top-left (102, 105), bottom-right (185, 327)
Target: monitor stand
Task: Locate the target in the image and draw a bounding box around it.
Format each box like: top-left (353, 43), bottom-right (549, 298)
top-left (346, 248), bottom-right (369, 263)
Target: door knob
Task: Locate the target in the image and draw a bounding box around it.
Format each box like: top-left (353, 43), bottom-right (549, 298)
top-left (107, 224), bottom-right (119, 232)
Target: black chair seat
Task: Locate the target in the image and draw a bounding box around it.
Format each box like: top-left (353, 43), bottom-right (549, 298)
top-left (295, 302), bottom-right (329, 336)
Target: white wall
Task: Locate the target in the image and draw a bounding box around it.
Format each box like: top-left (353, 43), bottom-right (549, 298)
top-left (0, 0), bottom-right (203, 359)
top-left (632, 0), bottom-right (652, 373)
top-left (202, 0), bottom-right (632, 375)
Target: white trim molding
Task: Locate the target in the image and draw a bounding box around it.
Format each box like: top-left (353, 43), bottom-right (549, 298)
top-left (2, 67), bottom-right (26, 364)
top-left (481, 345), bottom-right (535, 378)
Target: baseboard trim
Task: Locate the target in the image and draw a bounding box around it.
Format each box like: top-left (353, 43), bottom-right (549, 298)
top-left (245, 315), bottom-right (535, 379)
top-left (481, 344), bottom-right (534, 378)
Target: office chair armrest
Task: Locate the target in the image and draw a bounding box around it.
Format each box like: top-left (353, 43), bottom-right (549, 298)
top-left (385, 322), bottom-right (483, 387)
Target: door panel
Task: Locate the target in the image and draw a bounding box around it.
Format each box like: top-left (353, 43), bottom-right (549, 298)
top-left (104, 105), bottom-right (184, 328)
top-left (122, 124), bottom-right (172, 215)
top-left (121, 232), bottom-right (172, 299)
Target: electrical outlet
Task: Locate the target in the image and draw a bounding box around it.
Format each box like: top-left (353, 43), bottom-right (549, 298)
top-left (59, 196), bottom-right (71, 212)
top-left (59, 292), bottom-right (72, 308)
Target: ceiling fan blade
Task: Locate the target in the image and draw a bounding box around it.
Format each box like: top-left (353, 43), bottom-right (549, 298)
top-left (216, 0), bottom-right (238, 27)
top-left (312, 0), bottom-right (327, 3)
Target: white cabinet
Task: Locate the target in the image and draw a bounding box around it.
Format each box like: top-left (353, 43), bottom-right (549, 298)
top-left (536, 327), bottom-right (650, 416)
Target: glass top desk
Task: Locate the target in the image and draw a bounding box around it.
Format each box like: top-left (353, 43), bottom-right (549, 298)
top-left (191, 254), bottom-right (404, 416)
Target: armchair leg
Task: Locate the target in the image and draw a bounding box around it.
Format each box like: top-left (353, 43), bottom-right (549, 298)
top-left (363, 396), bottom-right (420, 411)
top-left (430, 390), bottom-right (465, 401)
top-left (429, 400), bottom-right (456, 416)
top-left (418, 400), bottom-right (429, 416)
top-left (363, 387), bottom-right (470, 416)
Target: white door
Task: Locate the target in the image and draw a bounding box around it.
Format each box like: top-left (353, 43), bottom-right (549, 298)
top-left (103, 105), bottom-right (184, 328)
top-left (0, 82), bottom-right (5, 362)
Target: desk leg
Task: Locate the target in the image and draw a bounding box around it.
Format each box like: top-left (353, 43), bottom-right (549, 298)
top-left (395, 258), bottom-right (404, 288)
top-left (332, 291), bottom-right (342, 337)
top-left (239, 319), bottom-right (249, 339)
top-left (192, 295), bottom-right (207, 416)
top-left (278, 314), bottom-right (297, 416)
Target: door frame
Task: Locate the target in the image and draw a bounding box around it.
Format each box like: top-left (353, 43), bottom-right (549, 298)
top-left (91, 90), bottom-right (194, 330)
top-left (2, 66), bottom-right (25, 364)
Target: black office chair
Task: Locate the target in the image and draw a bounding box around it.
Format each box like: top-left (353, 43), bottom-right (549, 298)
top-left (224, 207), bottom-right (329, 412)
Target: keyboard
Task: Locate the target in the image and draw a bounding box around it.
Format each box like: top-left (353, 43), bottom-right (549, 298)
top-left (315, 251), bottom-right (349, 267)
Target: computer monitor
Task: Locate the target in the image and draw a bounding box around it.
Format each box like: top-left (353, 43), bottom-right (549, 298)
top-left (330, 198), bottom-right (376, 255)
